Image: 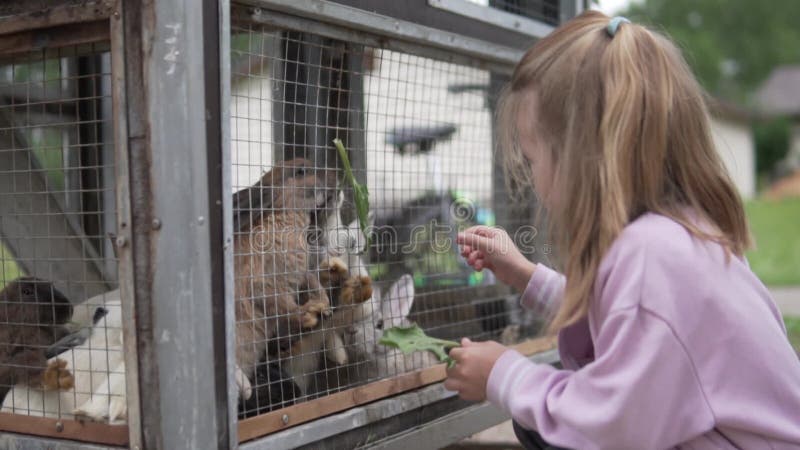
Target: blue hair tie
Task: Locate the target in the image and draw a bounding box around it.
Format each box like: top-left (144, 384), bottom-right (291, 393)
top-left (607, 16), bottom-right (631, 37)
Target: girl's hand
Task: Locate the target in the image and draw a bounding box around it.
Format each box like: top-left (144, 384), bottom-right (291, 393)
top-left (444, 338), bottom-right (508, 402)
top-left (457, 226), bottom-right (536, 292)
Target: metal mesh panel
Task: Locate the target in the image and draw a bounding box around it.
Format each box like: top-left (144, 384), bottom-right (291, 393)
top-left (0, 44), bottom-right (124, 424)
top-left (231, 23), bottom-right (549, 419)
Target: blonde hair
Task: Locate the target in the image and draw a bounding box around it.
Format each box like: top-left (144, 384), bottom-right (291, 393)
top-left (498, 10), bottom-right (751, 334)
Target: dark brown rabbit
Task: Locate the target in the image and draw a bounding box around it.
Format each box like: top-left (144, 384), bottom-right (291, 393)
top-left (0, 277), bottom-right (75, 401)
top-left (232, 158), bottom-right (337, 399)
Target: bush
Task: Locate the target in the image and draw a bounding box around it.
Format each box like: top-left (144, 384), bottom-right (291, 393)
top-left (754, 118), bottom-right (791, 177)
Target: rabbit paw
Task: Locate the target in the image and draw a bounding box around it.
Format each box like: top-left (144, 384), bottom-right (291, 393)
top-left (320, 257), bottom-right (349, 286)
top-left (73, 409), bottom-right (103, 423)
top-left (299, 309), bottom-right (319, 329)
top-left (73, 398), bottom-right (126, 423)
top-left (339, 275), bottom-right (373, 306)
top-left (41, 359), bottom-right (74, 391)
top-left (355, 276), bottom-right (373, 303)
top-left (235, 365), bottom-right (253, 400)
top-left (301, 297), bottom-right (332, 325)
top-left (108, 399), bottom-right (127, 424)
top-left (325, 332), bottom-right (348, 365)
top-left (327, 346), bottom-right (348, 366)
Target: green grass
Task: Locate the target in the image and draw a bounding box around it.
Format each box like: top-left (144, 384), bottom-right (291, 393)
top-left (745, 198), bottom-right (800, 286)
top-left (785, 317), bottom-right (800, 352)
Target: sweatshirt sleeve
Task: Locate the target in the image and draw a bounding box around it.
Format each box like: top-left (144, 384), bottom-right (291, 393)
top-left (518, 264), bottom-right (565, 317)
top-left (486, 308), bottom-right (715, 449)
top-left (486, 255), bottom-right (716, 449)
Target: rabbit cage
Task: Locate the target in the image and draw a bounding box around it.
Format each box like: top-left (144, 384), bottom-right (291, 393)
top-left (0, 0), bottom-right (580, 448)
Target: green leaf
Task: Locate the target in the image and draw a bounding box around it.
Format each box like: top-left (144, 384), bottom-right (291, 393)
top-left (379, 325), bottom-right (460, 368)
top-left (333, 138), bottom-right (371, 244)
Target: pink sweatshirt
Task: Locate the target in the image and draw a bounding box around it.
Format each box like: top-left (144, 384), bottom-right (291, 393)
top-left (486, 213), bottom-right (800, 449)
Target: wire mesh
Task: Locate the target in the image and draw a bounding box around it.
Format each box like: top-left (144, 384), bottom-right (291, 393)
top-left (230, 23), bottom-right (550, 419)
top-left (0, 44), bottom-right (125, 424)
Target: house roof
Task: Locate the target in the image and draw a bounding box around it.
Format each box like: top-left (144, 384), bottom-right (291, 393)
top-left (708, 97), bottom-right (752, 124)
top-left (755, 65), bottom-right (800, 117)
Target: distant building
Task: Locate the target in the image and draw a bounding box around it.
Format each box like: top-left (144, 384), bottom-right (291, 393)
top-left (756, 65), bottom-right (800, 117)
top-left (709, 100), bottom-right (756, 199)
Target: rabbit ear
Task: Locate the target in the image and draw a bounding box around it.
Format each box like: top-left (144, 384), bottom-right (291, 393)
top-left (345, 216), bottom-right (369, 253)
top-left (346, 216), bottom-right (359, 233)
top-left (382, 275), bottom-right (414, 326)
top-left (346, 209), bottom-right (375, 232)
top-left (367, 210), bottom-right (376, 228)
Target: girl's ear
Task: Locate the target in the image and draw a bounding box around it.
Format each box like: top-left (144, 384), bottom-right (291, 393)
top-left (382, 275), bottom-right (414, 326)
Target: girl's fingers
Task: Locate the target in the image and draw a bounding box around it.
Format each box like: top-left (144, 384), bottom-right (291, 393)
top-left (465, 225), bottom-right (497, 238)
top-left (468, 251), bottom-right (481, 265)
top-left (456, 234), bottom-right (492, 252)
top-left (464, 249), bottom-right (489, 271)
top-left (449, 347), bottom-right (464, 362)
top-left (457, 232), bottom-right (494, 253)
top-left (461, 225), bottom-right (492, 235)
top-left (443, 378), bottom-right (461, 392)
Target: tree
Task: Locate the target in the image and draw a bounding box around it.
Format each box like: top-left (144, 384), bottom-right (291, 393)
top-left (621, 0), bottom-right (800, 102)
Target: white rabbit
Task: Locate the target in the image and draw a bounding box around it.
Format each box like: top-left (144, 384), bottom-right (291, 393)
top-left (318, 190), bottom-right (374, 279)
top-left (281, 190), bottom-right (374, 398)
top-left (71, 359), bottom-right (126, 422)
top-left (314, 274), bottom-right (437, 391)
top-left (284, 257), bottom-right (372, 395)
top-left (309, 191), bottom-right (376, 367)
top-left (1, 289), bottom-right (127, 423)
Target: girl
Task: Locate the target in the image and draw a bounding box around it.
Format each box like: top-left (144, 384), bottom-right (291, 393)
top-left (445, 11), bottom-right (800, 450)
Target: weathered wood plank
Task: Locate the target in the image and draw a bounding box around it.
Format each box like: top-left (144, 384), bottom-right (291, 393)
top-left (238, 336), bottom-right (556, 442)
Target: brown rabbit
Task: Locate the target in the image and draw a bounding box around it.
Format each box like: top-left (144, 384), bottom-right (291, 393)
top-left (233, 159), bottom-right (337, 399)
